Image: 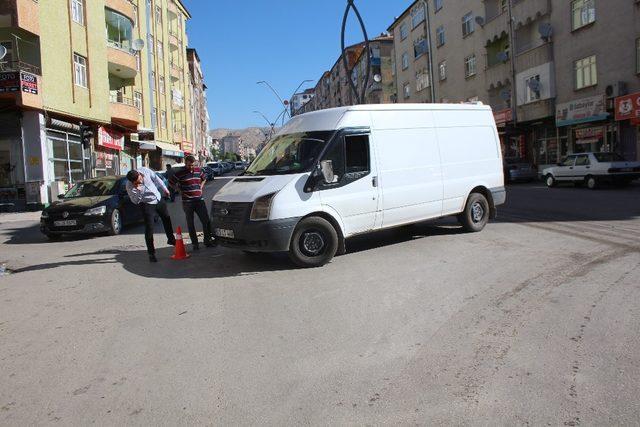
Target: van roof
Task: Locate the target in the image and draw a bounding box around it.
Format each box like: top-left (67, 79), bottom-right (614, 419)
top-left (278, 103), bottom-right (493, 136)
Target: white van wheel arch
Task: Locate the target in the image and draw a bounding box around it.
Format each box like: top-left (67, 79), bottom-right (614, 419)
top-left (297, 212), bottom-right (346, 256)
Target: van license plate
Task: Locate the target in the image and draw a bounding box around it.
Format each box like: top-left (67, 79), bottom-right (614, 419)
top-left (215, 228), bottom-right (234, 238)
top-left (54, 220), bottom-right (77, 227)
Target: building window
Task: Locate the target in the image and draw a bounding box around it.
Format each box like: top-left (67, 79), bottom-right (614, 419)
top-left (439, 60), bottom-right (447, 81)
top-left (159, 76), bottom-right (165, 94)
top-left (149, 35), bottom-right (154, 56)
top-left (414, 37), bottom-right (428, 59)
top-left (500, 0), bottom-right (508, 13)
top-left (436, 26), bottom-right (445, 47)
top-left (157, 40), bottom-right (163, 60)
top-left (133, 5), bottom-right (138, 26)
top-left (636, 38), bottom-right (640, 74)
top-left (402, 52), bottom-right (409, 70)
top-left (151, 71), bottom-right (156, 91)
top-left (571, 0), bottom-right (595, 31)
top-left (403, 82), bottom-right (411, 99)
top-left (464, 54), bottom-right (477, 78)
top-left (105, 9), bottom-right (134, 50)
top-left (400, 23), bottom-right (408, 40)
top-left (416, 70), bottom-right (430, 92)
top-left (462, 12), bottom-right (474, 37)
top-left (152, 107), bottom-right (157, 127)
top-left (434, 0), bottom-right (443, 12)
top-left (525, 75), bottom-right (541, 103)
top-left (135, 52), bottom-right (141, 71)
top-left (155, 5), bottom-right (162, 24)
top-left (134, 91), bottom-right (143, 114)
top-left (411, 4), bottom-right (425, 29)
top-left (73, 53), bottom-right (88, 88)
top-left (71, 0), bottom-right (84, 25)
top-left (161, 110), bottom-right (167, 129)
top-left (575, 55), bottom-right (597, 89)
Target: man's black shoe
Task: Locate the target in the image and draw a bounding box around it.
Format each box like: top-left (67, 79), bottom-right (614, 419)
top-left (149, 254), bottom-right (158, 263)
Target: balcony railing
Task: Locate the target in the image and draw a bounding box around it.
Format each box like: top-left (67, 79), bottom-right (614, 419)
top-left (0, 60), bottom-right (41, 75)
top-left (109, 92), bottom-right (135, 106)
top-left (107, 39), bottom-right (134, 55)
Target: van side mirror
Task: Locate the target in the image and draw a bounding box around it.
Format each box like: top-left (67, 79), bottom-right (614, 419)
top-left (320, 160), bottom-right (335, 184)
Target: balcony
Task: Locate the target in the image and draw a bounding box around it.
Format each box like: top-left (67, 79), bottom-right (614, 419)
top-left (104, 0), bottom-right (135, 23)
top-left (483, 12), bottom-right (509, 45)
top-left (0, 0), bottom-right (39, 35)
top-left (484, 62), bottom-right (511, 90)
top-left (168, 31), bottom-right (180, 49)
top-left (107, 42), bottom-right (137, 80)
top-left (167, 1), bottom-right (179, 16)
top-left (512, 0), bottom-right (551, 28)
top-left (0, 61), bottom-right (42, 109)
top-left (515, 42), bottom-right (553, 72)
top-left (109, 93), bottom-right (139, 126)
top-left (170, 62), bottom-right (181, 81)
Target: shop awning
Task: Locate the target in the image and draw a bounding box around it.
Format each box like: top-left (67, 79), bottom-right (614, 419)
top-left (155, 141), bottom-right (184, 158)
top-left (138, 141), bottom-right (157, 151)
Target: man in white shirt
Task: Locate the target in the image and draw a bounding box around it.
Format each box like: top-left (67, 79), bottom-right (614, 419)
top-left (126, 167), bottom-right (176, 262)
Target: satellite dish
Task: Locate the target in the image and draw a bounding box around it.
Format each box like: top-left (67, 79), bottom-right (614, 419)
top-left (0, 45), bottom-right (6, 61)
top-left (475, 16), bottom-right (485, 26)
top-left (527, 79), bottom-right (541, 92)
top-left (497, 51), bottom-right (509, 63)
top-left (538, 23), bottom-right (553, 40)
top-left (499, 89), bottom-right (511, 101)
top-left (131, 39), bottom-right (145, 52)
top-left (373, 74), bottom-right (382, 83)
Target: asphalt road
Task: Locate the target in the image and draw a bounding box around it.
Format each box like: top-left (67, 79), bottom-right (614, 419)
top-left (1, 180), bottom-right (639, 425)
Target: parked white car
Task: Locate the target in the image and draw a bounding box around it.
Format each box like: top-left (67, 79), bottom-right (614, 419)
top-left (211, 104), bottom-right (505, 268)
top-left (542, 152), bottom-right (640, 189)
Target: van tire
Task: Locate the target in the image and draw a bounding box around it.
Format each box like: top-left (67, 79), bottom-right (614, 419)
top-left (459, 193), bottom-right (490, 233)
top-left (545, 174), bottom-right (556, 188)
top-left (288, 217), bottom-right (338, 268)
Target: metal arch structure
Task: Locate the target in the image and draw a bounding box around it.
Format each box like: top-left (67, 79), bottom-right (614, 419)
top-left (340, 0), bottom-right (370, 105)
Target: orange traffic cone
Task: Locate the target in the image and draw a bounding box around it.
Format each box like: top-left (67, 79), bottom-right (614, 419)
top-left (171, 226), bottom-right (190, 260)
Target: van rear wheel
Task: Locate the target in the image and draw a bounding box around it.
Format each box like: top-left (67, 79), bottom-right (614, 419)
top-left (288, 217), bottom-right (338, 268)
top-left (459, 193), bottom-right (490, 233)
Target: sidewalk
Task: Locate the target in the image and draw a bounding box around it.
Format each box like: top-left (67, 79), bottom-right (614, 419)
top-left (0, 211), bottom-right (42, 224)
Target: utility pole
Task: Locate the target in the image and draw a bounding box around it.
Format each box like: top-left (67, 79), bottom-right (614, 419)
top-left (422, 0), bottom-right (436, 103)
top-left (507, 0), bottom-right (517, 126)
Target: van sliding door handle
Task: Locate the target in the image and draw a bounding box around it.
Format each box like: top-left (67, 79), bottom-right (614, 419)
top-left (372, 176), bottom-right (378, 187)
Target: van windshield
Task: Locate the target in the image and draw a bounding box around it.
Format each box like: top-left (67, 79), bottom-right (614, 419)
top-left (245, 131), bottom-right (334, 176)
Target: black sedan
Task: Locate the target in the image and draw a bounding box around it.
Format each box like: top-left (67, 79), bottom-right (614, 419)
top-left (40, 176), bottom-right (143, 239)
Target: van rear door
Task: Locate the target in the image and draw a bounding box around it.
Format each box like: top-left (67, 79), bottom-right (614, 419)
top-left (317, 129), bottom-right (380, 236)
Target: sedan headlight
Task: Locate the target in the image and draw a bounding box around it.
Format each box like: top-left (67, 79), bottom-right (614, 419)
top-left (250, 193), bottom-right (277, 221)
top-left (84, 206), bottom-right (107, 216)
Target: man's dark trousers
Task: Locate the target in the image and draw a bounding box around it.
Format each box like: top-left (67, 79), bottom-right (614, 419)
top-left (140, 200), bottom-right (175, 254)
top-left (182, 199), bottom-right (213, 247)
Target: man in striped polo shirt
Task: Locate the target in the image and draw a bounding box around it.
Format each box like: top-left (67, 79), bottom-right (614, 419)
top-left (169, 155), bottom-right (215, 250)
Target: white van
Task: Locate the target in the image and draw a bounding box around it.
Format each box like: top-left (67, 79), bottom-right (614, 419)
top-left (211, 104), bottom-right (505, 267)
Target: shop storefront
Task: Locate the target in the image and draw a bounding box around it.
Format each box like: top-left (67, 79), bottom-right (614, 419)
top-left (0, 111), bottom-right (25, 210)
top-left (614, 91), bottom-right (640, 161)
top-left (556, 94), bottom-right (613, 157)
top-left (45, 120), bottom-right (91, 198)
top-left (95, 126), bottom-right (123, 176)
top-left (152, 141), bottom-right (184, 170)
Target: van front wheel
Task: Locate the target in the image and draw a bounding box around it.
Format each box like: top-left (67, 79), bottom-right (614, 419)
top-left (289, 217), bottom-right (338, 268)
top-left (459, 193), bottom-right (490, 233)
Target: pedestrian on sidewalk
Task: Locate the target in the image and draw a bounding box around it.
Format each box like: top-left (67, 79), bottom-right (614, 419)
top-left (126, 167), bottom-right (176, 263)
top-left (169, 155), bottom-right (215, 250)
top-left (165, 164), bottom-right (176, 202)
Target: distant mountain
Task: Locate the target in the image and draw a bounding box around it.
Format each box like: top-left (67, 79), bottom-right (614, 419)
top-left (209, 127), bottom-right (278, 151)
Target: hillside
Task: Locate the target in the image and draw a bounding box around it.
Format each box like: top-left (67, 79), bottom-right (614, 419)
top-left (209, 127), bottom-right (277, 150)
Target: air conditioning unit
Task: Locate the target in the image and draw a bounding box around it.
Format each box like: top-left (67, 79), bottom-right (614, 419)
top-left (606, 81), bottom-right (628, 98)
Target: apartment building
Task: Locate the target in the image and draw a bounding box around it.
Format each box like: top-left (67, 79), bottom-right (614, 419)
top-left (187, 48), bottom-right (210, 163)
top-left (352, 35), bottom-right (395, 105)
top-left (0, 0), bottom-right (194, 210)
top-left (389, 0), bottom-right (640, 165)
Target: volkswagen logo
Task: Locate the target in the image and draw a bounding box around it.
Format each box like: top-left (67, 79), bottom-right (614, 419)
top-left (62, 211), bottom-right (69, 218)
top-left (219, 209), bottom-right (229, 216)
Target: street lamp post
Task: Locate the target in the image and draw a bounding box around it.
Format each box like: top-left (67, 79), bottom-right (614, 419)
top-left (257, 81), bottom-right (290, 118)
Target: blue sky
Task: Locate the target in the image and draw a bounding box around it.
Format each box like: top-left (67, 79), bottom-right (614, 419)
top-left (181, 0), bottom-right (411, 130)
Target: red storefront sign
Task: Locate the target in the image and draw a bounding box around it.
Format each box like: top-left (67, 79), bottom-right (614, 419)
top-left (181, 141), bottom-right (194, 154)
top-left (493, 109), bottom-right (513, 126)
top-left (98, 127), bottom-right (124, 151)
top-left (614, 92), bottom-right (640, 122)
top-left (575, 126), bottom-right (604, 145)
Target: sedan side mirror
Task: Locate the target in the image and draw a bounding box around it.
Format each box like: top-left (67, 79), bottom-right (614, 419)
top-left (320, 160), bottom-right (336, 184)
top-left (57, 194), bottom-right (65, 200)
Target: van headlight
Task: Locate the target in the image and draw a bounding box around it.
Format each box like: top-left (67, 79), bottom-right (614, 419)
top-left (84, 206), bottom-right (107, 216)
top-left (250, 193), bottom-right (277, 221)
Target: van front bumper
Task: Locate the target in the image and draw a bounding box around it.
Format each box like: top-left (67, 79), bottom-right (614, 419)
top-left (210, 201), bottom-right (299, 252)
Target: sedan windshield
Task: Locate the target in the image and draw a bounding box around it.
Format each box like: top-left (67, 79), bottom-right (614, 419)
top-left (593, 153), bottom-right (624, 162)
top-left (245, 131), bottom-right (334, 176)
top-left (64, 179), bottom-right (118, 198)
